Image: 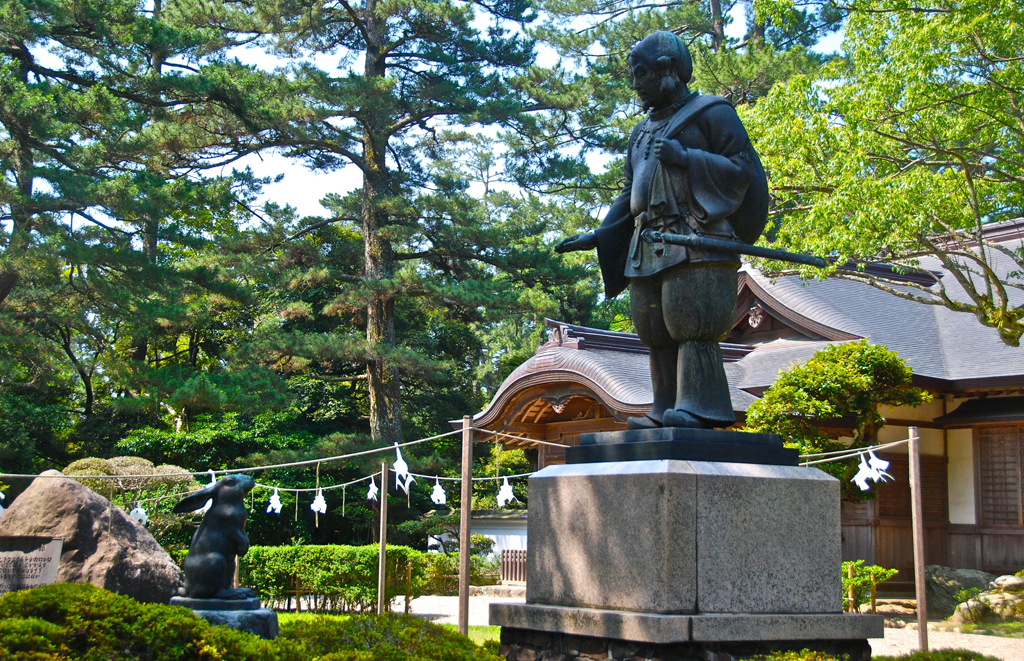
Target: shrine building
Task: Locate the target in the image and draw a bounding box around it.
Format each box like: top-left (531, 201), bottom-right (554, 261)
top-left (464, 218), bottom-right (1024, 593)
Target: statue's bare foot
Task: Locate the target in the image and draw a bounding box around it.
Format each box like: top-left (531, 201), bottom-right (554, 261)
top-left (627, 414), bottom-right (663, 430)
top-left (662, 409), bottom-right (713, 429)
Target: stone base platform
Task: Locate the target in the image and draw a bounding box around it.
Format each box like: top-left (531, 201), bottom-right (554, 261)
top-left (492, 604), bottom-right (882, 661)
top-left (170, 596), bottom-right (261, 611)
top-left (570, 428), bottom-right (797, 466)
top-left (490, 603), bottom-right (883, 643)
top-left (170, 596), bottom-right (279, 639)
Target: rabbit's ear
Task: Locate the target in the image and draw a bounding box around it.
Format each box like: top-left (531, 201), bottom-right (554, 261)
top-left (174, 483), bottom-right (217, 513)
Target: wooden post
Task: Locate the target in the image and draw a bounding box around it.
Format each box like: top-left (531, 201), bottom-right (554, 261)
top-left (909, 426), bottom-right (928, 651)
top-left (871, 574), bottom-right (877, 614)
top-left (458, 415), bottom-right (473, 635)
top-left (847, 563), bottom-right (855, 612)
top-left (405, 560), bottom-right (413, 614)
top-left (377, 460), bottom-right (389, 615)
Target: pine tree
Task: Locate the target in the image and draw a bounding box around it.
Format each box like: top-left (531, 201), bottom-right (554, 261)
top-left (0, 0), bottom-right (291, 426)
top-left (233, 0), bottom-right (548, 445)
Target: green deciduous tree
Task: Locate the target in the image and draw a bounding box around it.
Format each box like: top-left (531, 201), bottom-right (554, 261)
top-left (745, 0), bottom-right (1024, 345)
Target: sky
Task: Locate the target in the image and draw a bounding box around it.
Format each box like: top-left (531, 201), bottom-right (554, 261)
top-left (225, 6), bottom-right (846, 220)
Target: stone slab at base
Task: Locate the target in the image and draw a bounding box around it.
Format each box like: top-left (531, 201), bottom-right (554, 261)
top-left (490, 603), bottom-right (884, 644)
top-left (193, 608), bottom-right (279, 639)
top-left (571, 428), bottom-right (797, 466)
top-left (170, 596), bottom-right (261, 611)
top-left (497, 626), bottom-right (873, 661)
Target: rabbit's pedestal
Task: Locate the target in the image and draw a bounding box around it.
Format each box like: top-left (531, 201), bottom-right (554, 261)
top-left (170, 596), bottom-right (279, 639)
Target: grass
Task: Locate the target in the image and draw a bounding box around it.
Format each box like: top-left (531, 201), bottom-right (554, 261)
top-left (276, 611), bottom-right (349, 627)
top-left (445, 624), bottom-right (500, 645)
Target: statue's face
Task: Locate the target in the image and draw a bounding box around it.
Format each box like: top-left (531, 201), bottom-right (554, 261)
top-left (628, 50), bottom-right (671, 111)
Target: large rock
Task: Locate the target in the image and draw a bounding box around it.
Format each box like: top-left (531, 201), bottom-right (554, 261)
top-left (990, 575), bottom-right (1024, 592)
top-left (950, 584), bottom-right (1024, 624)
top-left (925, 565), bottom-right (997, 618)
top-left (0, 470), bottom-right (183, 603)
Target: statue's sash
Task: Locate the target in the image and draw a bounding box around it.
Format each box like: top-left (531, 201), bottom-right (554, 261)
top-left (663, 95), bottom-right (731, 140)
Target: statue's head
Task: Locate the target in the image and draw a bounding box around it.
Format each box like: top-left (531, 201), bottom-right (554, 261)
top-left (627, 31), bottom-right (693, 111)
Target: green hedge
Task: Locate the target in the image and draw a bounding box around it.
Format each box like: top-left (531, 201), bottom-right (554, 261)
top-left (0, 584), bottom-right (502, 661)
top-left (239, 544), bottom-right (426, 612)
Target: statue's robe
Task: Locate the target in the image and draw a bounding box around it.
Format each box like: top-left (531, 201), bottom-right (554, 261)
top-left (594, 94), bottom-right (769, 299)
top-left (592, 93), bottom-right (770, 426)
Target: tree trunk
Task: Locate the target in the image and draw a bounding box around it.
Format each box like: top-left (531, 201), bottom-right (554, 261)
top-left (130, 3), bottom-right (165, 363)
top-left (0, 44), bottom-right (36, 309)
top-left (60, 327), bottom-right (95, 417)
top-left (361, 1), bottom-right (402, 447)
top-left (0, 269), bottom-right (17, 307)
top-left (750, 0), bottom-right (766, 44)
top-left (709, 0), bottom-right (725, 51)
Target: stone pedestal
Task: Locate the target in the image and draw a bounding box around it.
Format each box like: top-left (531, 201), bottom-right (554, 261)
top-left (170, 596), bottom-right (279, 639)
top-left (526, 459), bottom-right (841, 614)
top-left (490, 430), bottom-right (884, 659)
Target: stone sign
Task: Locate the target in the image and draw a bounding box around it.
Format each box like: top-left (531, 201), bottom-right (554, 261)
top-left (0, 536), bottom-right (63, 594)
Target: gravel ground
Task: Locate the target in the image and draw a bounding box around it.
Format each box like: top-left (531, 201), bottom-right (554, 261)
top-left (408, 596), bottom-right (1024, 659)
top-left (871, 628), bottom-right (1024, 659)
top-left (408, 595), bottom-right (524, 626)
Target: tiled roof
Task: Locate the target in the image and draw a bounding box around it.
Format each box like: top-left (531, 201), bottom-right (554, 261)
top-left (743, 258), bottom-right (1024, 385)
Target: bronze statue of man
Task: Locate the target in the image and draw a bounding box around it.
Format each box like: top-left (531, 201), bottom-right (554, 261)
top-left (556, 31), bottom-right (769, 430)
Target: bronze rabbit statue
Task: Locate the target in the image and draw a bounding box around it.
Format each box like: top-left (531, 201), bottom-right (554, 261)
top-left (174, 473), bottom-right (257, 600)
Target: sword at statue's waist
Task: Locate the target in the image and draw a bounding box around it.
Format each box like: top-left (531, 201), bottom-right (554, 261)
top-left (641, 230), bottom-right (828, 268)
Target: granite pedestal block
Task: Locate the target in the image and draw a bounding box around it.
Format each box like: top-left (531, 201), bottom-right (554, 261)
top-left (526, 459), bottom-right (841, 615)
top-left (170, 596), bottom-right (279, 639)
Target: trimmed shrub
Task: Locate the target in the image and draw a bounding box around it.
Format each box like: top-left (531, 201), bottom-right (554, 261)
top-left (874, 652), bottom-right (1001, 661)
top-left (0, 583), bottom-right (304, 661)
top-left (278, 612), bottom-right (503, 661)
top-left (0, 584), bottom-right (499, 661)
top-left (239, 544), bottom-right (426, 612)
top-left (741, 651), bottom-right (841, 661)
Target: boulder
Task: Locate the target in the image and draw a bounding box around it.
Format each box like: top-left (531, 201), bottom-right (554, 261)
top-left (0, 470), bottom-right (183, 603)
top-left (990, 574), bottom-right (1024, 592)
top-left (951, 588), bottom-right (1024, 624)
top-left (925, 564), bottom-right (997, 618)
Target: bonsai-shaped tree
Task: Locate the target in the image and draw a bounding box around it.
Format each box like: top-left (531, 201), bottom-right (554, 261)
top-left (745, 340), bottom-right (931, 498)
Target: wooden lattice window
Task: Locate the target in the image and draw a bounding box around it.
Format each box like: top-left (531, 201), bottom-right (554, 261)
top-left (978, 426), bottom-right (1024, 528)
top-left (876, 454), bottom-right (948, 521)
